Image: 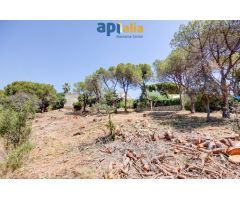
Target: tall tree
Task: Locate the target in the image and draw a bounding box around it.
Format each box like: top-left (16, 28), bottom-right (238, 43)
top-left (205, 21), bottom-right (240, 118)
top-left (171, 20), bottom-right (240, 119)
top-left (137, 64), bottom-right (153, 108)
top-left (96, 66), bottom-right (119, 112)
top-left (85, 74), bottom-right (102, 102)
top-left (154, 49), bottom-right (187, 111)
top-left (231, 61), bottom-right (240, 96)
top-left (115, 63), bottom-right (141, 112)
top-left (74, 81), bottom-right (89, 112)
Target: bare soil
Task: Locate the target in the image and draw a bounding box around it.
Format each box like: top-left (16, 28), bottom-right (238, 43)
top-left (1, 109), bottom-right (240, 179)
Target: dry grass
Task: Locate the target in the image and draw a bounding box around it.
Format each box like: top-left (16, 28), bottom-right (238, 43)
top-left (0, 108), bottom-right (238, 178)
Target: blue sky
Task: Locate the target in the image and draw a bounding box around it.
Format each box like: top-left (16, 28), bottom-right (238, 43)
top-left (0, 20), bottom-right (188, 98)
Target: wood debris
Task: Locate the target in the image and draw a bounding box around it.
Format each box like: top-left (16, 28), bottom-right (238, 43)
top-left (99, 121), bottom-right (240, 179)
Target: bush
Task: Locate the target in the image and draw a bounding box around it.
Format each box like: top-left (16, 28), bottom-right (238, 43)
top-left (53, 93), bottom-right (66, 109)
top-left (134, 93), bottom-right (180, 109)
top-left (4, 81), bottom-right (57, 112)
top-left (106, 119), bottom-right (116, 141)
top-left (93, 103), bottom-right (116, 141)
top-left (0, 95), bottom-right (34, 150)
top-left (133, 99), bottom-right (139, 109)
top-left (184, 94), bottom-right (222, 112)
top-left (149, 92), bottom-right (180, 106)
top-left (0, 90), bottom-right (6, 105)
top-left (104, 90), bottom-right (120, 106)
top-left (5, 142), bottom-right (33, 171)
top-left (118, 99), bottom-right (134, 109)
top-left (6, 92), bottom-right (38, 115)
top-left (154, 98), bottom-right (180, 106)
top-left (133, 99), bottom-right (148, 109)
top-left (73, 101), bottom-right (82, 111)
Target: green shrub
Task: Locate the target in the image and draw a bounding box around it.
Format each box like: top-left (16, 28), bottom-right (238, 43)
top-left (4, 81), bottom-right (57, 112)
top-left (93, 103), bottom-right (116, 141)
top-left (6, 92), bottom-right (38, 115)
top-left (73, 101), bottom-right (82, 111)
top-left (118, 99), bottom-right (134, 109)
top-left (148, 93), bottom-right (180, 106)
top-left (0, 97), bottom-right (34, 150)
top-left (78, 94), bottom-right (97, 108)
top-left (133, 99), bottom-right (139, 109)
top-left (0, 90), bottom-right (6, 105)
top-left (53, 93), bottom-right (66, 109)
top-left (106, 119), bottom-right (116, 140)
top-left (134, 93), bottom-right (180, 109)
top-left (154, 98), bottom-right (180, 106)
top-left (5, 142), bottom-right (33, 171)
top-left (135, 100), bottom-right (148, 109)
top-left (184, 94), bottom-right (222, 112)
top-left (104, 90), bottom-right (120, 106)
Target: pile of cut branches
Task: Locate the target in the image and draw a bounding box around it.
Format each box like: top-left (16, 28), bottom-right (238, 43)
top-left (99, 119), bottom-right (240, 179)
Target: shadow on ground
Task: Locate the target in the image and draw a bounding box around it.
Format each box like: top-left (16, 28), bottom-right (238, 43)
top-left (148, 111), bottom-right (226, 130)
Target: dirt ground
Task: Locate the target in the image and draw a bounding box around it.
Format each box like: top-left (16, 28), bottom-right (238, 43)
top-left (1, 109), bottom-right (240, 179)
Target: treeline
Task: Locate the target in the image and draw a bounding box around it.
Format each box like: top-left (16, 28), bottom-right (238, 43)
top-left (2, 81), bottom-right (66, 112)
top-left (71, 64), bottom-right (153, 112)
top-left (69, 21), bottom-right (240, 121)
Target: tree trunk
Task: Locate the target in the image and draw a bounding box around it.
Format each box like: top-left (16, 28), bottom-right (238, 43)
top-left (83, 94), bottom-right (86, 112)
top-left (205, 96), bottom-right (210, 122)
top-left (124, 92), bottom-right (128, 112)
top-left (190, 102), bottom-right (195, 113)
top-left (233, 80), bottom-right (239, 96)
top-left (222, 94), bottom-right (230, 118)
top-left (189, 92), bottom-right (195, 113)
top-left (221, 78), bottom-right (230, 118)
top-left (113, 99), bottom-right (118, 113)
top-left (179, 90), bottom-right (183, 110)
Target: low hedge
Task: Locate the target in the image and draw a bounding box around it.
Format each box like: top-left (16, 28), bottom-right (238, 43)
top-left (133, 98), bottom-right (180, 109)
top-left (153, 98), bottom-right (180, 106)
top-left (73, 102), bottom-right (82, 111)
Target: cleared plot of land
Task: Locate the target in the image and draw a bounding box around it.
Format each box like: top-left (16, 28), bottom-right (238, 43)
top-left (1, 109), bottom-right (240, 178)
